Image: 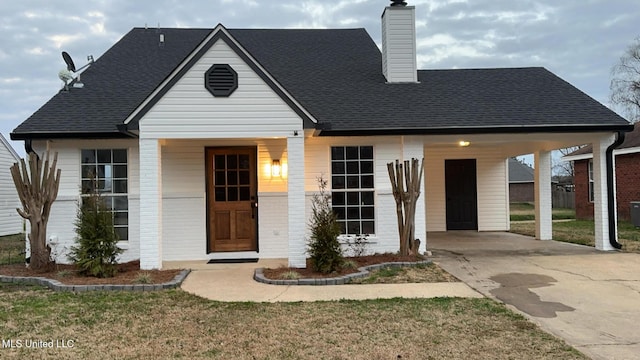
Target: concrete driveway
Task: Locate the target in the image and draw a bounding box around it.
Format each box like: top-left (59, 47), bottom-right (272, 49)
top-left (429, 231), bottom-right (640, 360)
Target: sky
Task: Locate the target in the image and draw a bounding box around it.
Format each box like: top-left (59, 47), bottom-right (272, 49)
top-left (1, 0), bottom-right (639, 158)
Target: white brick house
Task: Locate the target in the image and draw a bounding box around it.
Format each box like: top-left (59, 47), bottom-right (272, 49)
top-left (11, 2), bottom-right (632, 269)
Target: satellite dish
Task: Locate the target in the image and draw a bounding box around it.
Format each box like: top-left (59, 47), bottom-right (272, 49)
top-left (62, 51), bottom-right (76, 72)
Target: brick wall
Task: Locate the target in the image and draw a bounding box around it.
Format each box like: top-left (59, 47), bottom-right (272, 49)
top-left (509, 183), bottom-right (534, 203)
top-left (575, 153), bottom-right (640, 221)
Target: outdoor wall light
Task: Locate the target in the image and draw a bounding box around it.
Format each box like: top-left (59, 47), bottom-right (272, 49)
top-left (459, 140), bottom-right (470, 147)
top-left (271, 159), bottom-right (282, 178)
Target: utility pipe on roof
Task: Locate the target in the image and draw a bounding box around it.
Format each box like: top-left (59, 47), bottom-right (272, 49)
top-left (606, 131), bottom-right (626, 249)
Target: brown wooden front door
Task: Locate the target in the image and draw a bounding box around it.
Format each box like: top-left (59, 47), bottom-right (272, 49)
top-left (206, 147), bottom-right (258, 252)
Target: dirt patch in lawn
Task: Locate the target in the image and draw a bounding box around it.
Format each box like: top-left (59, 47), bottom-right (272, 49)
top-left (263, 253), bottom-right (458, 283)
top-left (0, 260), bottom-right (182, 285)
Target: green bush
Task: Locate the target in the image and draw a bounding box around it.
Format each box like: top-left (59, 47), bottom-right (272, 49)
top-left (307, 177), bottom-right (344, 274)
top-left (69, 190), bottom-right (123, 278)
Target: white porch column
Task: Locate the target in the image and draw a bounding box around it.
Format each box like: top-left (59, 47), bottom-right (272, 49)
top-left (534, 150), bottom-right (552, 240)
top-left (593, 134), bottom-right (616, 250)
top-left (287, 132), bottom-right (306, 268)
top-left (402, 136), bottom-right (427, 253)
top-left (139, 138), bottom-right (163, 269)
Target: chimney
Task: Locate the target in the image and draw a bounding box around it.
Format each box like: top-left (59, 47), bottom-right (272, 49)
top-left (381, 0), bottom-right (418, 83)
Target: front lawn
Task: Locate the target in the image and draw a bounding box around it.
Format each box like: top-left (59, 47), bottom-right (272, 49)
top-left (509, 203), bottom-right (575, 221)
top-left (0, 286), bottom-right (585, 359)
top-left (510, 220), bottom-right (640, 252)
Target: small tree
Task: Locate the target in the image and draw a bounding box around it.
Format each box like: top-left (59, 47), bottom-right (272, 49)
top-left (387, 158), bottom-right (424, 256)
top-left (307, 177), bottom-right (343, 274)
top-left (69, 182), bottom-right (123, 278)
top-left (10, 151), bottom-right (61, 271)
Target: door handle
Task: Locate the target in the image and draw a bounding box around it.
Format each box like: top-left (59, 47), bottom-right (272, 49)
top-left (251, 200), bottom-right (258, 219)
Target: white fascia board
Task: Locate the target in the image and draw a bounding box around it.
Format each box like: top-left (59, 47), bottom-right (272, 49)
top-left (562, 146), bottom-right (640, 162)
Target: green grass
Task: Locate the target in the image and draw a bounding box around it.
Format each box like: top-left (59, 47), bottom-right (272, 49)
top-left (0, 287), bottom-right (586, 359)
top-left (0, 233), bottom-right (25, 265)
top-left (510, 220), bottom-right (640, 251)
top-left (509, 203), bottom-right (575, 221)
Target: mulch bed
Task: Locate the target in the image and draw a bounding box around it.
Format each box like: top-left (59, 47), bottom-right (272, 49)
top-left (263, 253), bottom-right (427, 280)
top-left (0, 260), bottom-right (182, 285)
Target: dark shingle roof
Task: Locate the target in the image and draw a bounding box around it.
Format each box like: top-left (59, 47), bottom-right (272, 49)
top-left (12, 27), bottom-right (632, 139)
top-left (508, 158), bottom-right (534, 183)
top-left (568, 122), bottom-right (640, 156)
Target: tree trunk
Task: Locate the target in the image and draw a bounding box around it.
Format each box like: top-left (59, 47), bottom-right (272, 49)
top-left (10, 152), bottom-right (61, 271)
top-left (387, 158), bottom-right (424, 256)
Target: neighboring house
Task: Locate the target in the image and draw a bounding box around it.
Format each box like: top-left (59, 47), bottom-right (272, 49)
top-left (508, 158), bottom-right (535, 203)
top-left (11, 2), bottom-right (632, 269)
top-left (0, 133), bottom-right (22, 236)
top-left (564, 123), bottom-right (640, 221)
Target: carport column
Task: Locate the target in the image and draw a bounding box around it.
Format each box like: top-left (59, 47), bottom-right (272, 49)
top-left (139, 138), bottom-right (163, 269)
top-left (402, 136), bottom-right (427, 253)
top-left (287, 132), bottom-right (306, 268)
top-left (534, 150), bottom-right (552, 240)
top-left (593, 134), bottom-right (615, 250)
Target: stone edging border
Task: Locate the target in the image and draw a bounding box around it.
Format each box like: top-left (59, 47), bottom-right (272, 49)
top-left (254, 260), bottom-right (432, 285)
top-left (0, 269), bottom-right (191, 292)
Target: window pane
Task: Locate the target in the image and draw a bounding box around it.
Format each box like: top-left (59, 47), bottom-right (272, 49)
top-left (361, 207), bottom-right (374, 219)
top-left (347, 192), bottom-right (359, 205)
top-left (113, 180), bottom-right (127, 194)
top-left (97, 149), bottom-right (111, 163)
top-left (113, 149), bottom-right (127, 163)
top-left (215, 171), bottom-right (226, 186)
top-left (81, 180), bottom-right (93, 194)
top-left (333, 207), bottom-right (346, 220)
top-left (338, 221), bottom-right (346, 234)
top-left (114, 212), bottom-right (128, 225)
top-left (361, 161), bottom-right (373, 174)
top-left (239, 155), bottom-right (250, 169)
top-left (347, 207), bottom-right (360, 219)
top-left (331, 192), bottom-right (345, 206)
top-left (361, 192), bottom-right (374, 205)
top-left (360, 146), bottom-right (373, 159)
top-left (346, 161), bottom-right (359, 174)
top-left (101, 196), bottom-right (113, 210)
top-left (331, 147), bottom-right (344, 160)
top-left (332, 176), bottom-right (345, 189)
top-left (227, 171), bottom-right (238, 185)
top-left (115, 227), bottom-right (128, 241)
top-left (113, 165), bottom-right (127, 178)
top-left (362, 221), bottom-right (375, 234)
top-left (81, 149), bottom-right (96, 164)
top-left (239, 187), bottom-right (250, 201)
top-left (227, 155), bottom-right (237, 169)
top-left (331, 161), bottom-right (345, 174)
top-left (228, 187), bottom-right (238, 201)
top-left (345, 146), bottom-right (359, 160)
top-left (239, 170), bottom-right (250, 185)
top-left (347, 221), bottom-right (360, 234)
top-left (361, 175), bottom-right (374, 188)
top-left (215, 187), bottom-right (226, 201)
top-left (347, 176), bottom-right (359, 188)
top-left (113, 196), bottom-right (128, 211)
top-left (215, 155), bottom-right (225, 170)
top-left (82, 165), bottom-right (97, 178)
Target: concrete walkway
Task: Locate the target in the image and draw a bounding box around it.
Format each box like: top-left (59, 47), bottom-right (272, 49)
top-left (429, 232), bottom-right (640, 360)
top-left (166, 259), bottom-right (481, 302)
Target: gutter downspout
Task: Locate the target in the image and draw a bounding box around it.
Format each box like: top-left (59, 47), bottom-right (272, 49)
top-left (606, 131), bottom-right (626, 249)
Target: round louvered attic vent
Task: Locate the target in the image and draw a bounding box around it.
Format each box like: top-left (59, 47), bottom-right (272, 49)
top-left (205, 64), bottom-right (238, 97)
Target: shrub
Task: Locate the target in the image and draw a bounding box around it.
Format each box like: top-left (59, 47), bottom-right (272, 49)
top-left (69, 189), bottom-right (123, 278)
top-left (307, 177), bottom-right (344, 274)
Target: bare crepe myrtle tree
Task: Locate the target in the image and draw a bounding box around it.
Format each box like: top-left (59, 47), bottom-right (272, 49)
top-left (10, 152), bottom-right (61, 271)
top-left (387, 158), bottom-right (424, 256)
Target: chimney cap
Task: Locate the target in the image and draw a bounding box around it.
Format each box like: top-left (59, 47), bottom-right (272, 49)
top-left (390, 0), bottom-right (408, 6)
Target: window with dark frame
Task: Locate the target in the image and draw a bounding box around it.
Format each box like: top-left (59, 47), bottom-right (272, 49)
top-left (330, 146), bottom-right (375, 235)
top-left (588, 159), bottom-right (594, 203)
top-left (81, 149), bottom-right (128, 241)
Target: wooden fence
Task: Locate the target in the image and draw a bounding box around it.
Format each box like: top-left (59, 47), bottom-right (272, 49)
top-left (552, 190), bottom-right (575, 209)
